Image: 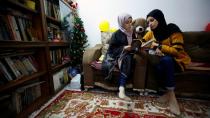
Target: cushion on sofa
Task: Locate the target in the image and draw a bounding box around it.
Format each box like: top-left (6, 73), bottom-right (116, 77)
top-left (90, 60), bottom-right (102, 70)
top-left (185, 61), bottom-right (210, 71)
top-left (101, 32), bottom-right (112, 55)
top-left (183, 31), bottom-right (210, 63)
top-left (90, 60), bottom-right (119, 72)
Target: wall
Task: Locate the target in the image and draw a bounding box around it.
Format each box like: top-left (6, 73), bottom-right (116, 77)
top-left (77, 0), bottom-right (210, 47)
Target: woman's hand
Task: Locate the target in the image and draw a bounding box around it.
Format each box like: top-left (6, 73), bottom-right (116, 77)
top-left (124, 45), bottom-right (131, 51)
top-left (155, 48), bottom-right (164, 56)
top-left (151, 42), bottom-right (159, 49)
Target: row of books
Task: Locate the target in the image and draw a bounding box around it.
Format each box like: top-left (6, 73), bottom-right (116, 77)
top-left (48, 23), bottom-right (63, 41)
top-left (0, 12), bottom-right (36, 41)
top-left (12, 81), bottom-right (44, 113)
top-left (0, 55), bottom-right (38, 84)
top-left (43, 0), bottom-right (61, 20)
top-left (53, 67), bottom-right (69, 92)
top-left (50, 48), bottom-right (70, 66)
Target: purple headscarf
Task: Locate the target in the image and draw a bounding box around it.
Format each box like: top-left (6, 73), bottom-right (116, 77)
top-left (118, 13), bottom-right (133, 45)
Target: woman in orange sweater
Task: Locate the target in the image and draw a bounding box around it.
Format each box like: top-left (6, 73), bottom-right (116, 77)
top-left (143, 9), bottom-right (191, 115)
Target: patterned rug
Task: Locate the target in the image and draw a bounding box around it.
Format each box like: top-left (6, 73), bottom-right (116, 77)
top-left (30, 90), bottom-right (210, 118)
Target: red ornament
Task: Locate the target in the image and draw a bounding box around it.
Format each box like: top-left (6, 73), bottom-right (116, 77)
top-left (205, 23), bottom-right (210, 32)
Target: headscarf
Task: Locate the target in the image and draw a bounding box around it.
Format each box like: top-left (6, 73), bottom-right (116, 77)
top-left (118, 13), bottom-right (133, 45)
top-left (147, 9), bottom-right (181, 41)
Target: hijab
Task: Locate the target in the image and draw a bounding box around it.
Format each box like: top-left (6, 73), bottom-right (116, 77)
top-left (147, 9), bottom-right (181, 41)
top-left (118, 13), bottom-right (133, 45)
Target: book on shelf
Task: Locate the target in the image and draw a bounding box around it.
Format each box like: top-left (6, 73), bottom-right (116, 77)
top-left (50, 48), bottom-right (70, 65)
top-left (15, 16), bottom-right (28, 41)
top-left (0, 10), bottom-right (37, 42)
top-left (53, 67), bottom-right (70, 92)
top-left (47, 23), bottom-right (62, 41)
top-left (12, 81), bottom-right (44, 113)
top-left (0, 15), bottom-right (11, 41)
top-left (0, 54), bottom-right (39, 82)
top-left (22, 57), bottom-right (38, 73)
top-left (4, 57), bottom-right (22, 78)
top-left (0, 61), bottom-right (14, 81)
top-left (0, 67), bottom-right (9, 84)
top-left (7, 15), bottom-right (22, 41)
top-left (14, 59), bottom-right (30, 76)
top-left (27, 55), bottom-right (39, 71)
top-left (44, 0), bottom-right (61, 20)
top-left (0, 94), bottom-right (15, 118)
top-left (1, 58), bottom-right (19, 80)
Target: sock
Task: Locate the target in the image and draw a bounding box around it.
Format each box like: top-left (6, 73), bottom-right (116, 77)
top-left (118, 86), bottom-right (131, 101)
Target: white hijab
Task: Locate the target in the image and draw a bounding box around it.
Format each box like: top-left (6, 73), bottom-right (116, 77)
top-left (118, 13), bottom-right (133, 45)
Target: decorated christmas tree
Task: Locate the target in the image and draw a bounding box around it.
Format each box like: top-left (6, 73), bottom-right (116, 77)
top-left (68, 1), bottom-right (88, 68)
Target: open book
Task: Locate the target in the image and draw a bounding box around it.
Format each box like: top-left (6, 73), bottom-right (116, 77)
top-left (141, 38), bottom-right (156, 47)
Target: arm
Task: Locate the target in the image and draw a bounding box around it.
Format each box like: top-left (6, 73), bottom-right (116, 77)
top-left (160, 33), bottom-right (184, 56)
top-left (109, 30), bottom-right (129, 57)
top-left (142, 31), bottom-right (156, 48)
top-left (143, 31), bottom-right (154, 42)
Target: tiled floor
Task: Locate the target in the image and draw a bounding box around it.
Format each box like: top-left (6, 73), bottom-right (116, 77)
top-left (65, 74), bottom-right (81, 90)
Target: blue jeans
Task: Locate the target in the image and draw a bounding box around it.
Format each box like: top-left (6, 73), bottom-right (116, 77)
top-left (118, 54), bottom-right (133, 87)
top-left (155, 56), bottom-right (176, 90)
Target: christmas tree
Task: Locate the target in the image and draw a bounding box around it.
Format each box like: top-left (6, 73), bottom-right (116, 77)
top-left (69, 2), bottom-right (88, 68)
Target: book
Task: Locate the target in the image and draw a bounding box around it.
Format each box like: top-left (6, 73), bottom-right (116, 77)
top-left (141, 38), bottom-right (156, 48)
top-left (53, 69), bottom-right (65, 92)
top-left (7, 15), bottom-right (22, 41)
top-left (15, 59), bottom-right (30, 76)
top-left (0, 61), bottom-right (13, 81)
top-left (0, 59), bottom-right (17, 80)
top-left (0, 68), bottom-right (8, 84)
top-left (16, 17), bottom-right (28, 41)
top-left (12, 81), bottom-right (44, 113)
top-left (4, 57), bottom-right (22, 78)
top-left (0, 15), bottom-right (11, 41)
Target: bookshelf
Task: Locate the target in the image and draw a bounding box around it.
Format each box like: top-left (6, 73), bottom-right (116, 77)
top-left (0, 0), bottom-right (72, 117)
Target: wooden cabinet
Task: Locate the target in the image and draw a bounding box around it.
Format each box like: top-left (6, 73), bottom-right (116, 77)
top-left (0, 0), bottom-right (72, 117)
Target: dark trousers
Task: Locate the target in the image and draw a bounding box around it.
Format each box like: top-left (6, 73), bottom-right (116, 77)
top-left (155, 56), bottom-right (176, 89)
top-left (119, 54), bottom-right (133, 87)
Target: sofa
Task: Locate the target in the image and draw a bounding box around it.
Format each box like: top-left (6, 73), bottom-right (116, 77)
top-left (145, 31), bottom-right (210, 99)
top-left (83, 31), bottom-right (210, 99)
top-left (82, 43), bottom-right (147, 91)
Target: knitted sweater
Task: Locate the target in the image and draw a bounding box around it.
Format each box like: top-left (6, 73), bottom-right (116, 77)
top-left (143, 31), bottom-right (191, 71)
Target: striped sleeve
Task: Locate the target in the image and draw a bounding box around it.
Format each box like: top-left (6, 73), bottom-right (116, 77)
top-left (171, 33), bottom-right (184, 50)
top-left (143, 31), bottom-right (153, 42)
top-left (161, 33), bottom-right (184, 56)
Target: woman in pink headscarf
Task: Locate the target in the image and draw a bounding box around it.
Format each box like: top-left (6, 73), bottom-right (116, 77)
top-left (102, 13), bottom-right (134, 101)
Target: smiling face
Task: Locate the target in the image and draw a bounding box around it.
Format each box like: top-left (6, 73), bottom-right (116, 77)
top-left (147, 16), bottom-right (158, 30)
top-left (123, 17), bottom-right (132, 32)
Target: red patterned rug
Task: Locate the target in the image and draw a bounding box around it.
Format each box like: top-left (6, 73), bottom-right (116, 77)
top-left (31, 90), bottom-right (210, 118)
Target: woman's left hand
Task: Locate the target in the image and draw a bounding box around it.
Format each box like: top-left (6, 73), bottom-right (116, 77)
top-left (151, 42), bottom-right (159, 49)
top-left (124, 45), bottom-right (131, 51)
top-left (155, 48), bottom-right (164, 56)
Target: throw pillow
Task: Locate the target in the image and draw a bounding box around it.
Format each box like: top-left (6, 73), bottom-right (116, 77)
top-left (101, 32), bottom-right (112, 55)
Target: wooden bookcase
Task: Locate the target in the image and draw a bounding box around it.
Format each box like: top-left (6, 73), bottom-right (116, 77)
top-left (0, 0), bottom-right (72, 117)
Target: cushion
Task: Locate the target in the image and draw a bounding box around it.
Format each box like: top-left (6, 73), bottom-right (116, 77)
top-left (183, 31), bottom-right (210, 63)
top-left (90, 60), bottom-right (119, 72)
top-left (185, 62), bottom-right (210, 71)
top-left (90, 60), bottom-right (102, 70)
top-left (101, 32), bottom-right (112, 55)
